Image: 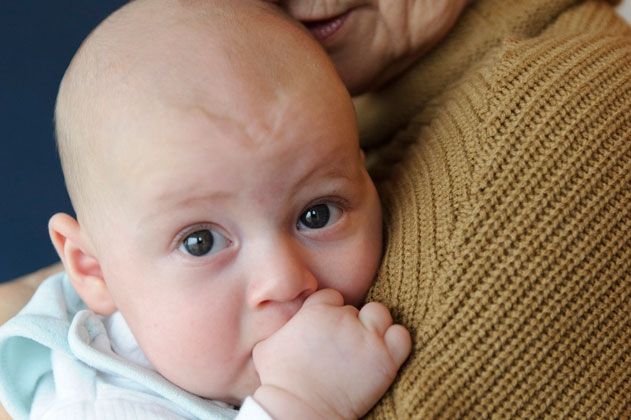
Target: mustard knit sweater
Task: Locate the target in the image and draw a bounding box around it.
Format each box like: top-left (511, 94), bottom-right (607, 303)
top-left (361, 0), bottom-right (630, 418)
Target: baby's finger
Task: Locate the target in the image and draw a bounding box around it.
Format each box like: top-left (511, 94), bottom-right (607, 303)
top-left (303, 288), bottom-right (344, 307)
top-left (358, 302), bottom-right (393, 335)
top-left (384, 324), bottom-right (412, 367)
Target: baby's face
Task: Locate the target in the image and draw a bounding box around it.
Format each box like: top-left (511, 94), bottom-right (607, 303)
top-left (92, 69), bottom-right (382, 403)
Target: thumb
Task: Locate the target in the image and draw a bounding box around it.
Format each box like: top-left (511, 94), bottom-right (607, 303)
top-left (302, 288), bottom-right (344, 307)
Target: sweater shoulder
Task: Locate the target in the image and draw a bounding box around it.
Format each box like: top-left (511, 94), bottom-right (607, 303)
top-left (475, 1), bottom-right (631, 160)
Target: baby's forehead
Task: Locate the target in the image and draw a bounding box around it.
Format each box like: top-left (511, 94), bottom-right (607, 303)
top-left (105, 100), bottom-right (357, 218)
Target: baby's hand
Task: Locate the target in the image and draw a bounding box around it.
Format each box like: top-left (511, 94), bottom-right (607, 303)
top-left (252, 289), bottom-right (411, 419)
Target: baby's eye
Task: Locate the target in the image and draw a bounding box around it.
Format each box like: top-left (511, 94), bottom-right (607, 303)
top-left (179, 228), bottom-right (230, 257)
top-left (297, 203), bottom-right (342, 230)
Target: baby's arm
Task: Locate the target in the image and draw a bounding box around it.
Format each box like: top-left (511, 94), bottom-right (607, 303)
top-left (252, 289), bottom-right (411, 419)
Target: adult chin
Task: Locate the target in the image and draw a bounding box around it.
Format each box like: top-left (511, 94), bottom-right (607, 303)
top-left (332, 48), bottom-right (428, 96)
top-left (330, 51), bottom-right (386, 96)
top-left (299, 6), bottom-right (387, 95)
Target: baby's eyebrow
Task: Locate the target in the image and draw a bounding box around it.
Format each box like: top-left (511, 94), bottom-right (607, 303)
top-left (138, 189), bottom-right (234, 227)
top-left (295, 157), bottom-right (358, 185)
top-left (156, 189), bottom-right (233, 207)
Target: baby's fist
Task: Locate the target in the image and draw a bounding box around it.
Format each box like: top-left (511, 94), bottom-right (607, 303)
top-left (252, 289), bottom-right (411, 419)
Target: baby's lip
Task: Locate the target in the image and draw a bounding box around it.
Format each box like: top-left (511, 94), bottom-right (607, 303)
top-left (301, 10), bottom-right (351, 43)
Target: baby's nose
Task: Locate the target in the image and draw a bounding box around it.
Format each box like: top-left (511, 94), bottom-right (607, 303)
top-left (246, 236), bottom-right (317, 308)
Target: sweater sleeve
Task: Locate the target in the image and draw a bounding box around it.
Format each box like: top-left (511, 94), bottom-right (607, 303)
top-left (365, 2), bottom-right (630, 418)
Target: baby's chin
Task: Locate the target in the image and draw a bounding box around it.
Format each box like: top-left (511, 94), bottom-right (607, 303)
top-left (192, 358), bottom-right (261, 407)
top-left (235, 358), bottom-right (262, 405)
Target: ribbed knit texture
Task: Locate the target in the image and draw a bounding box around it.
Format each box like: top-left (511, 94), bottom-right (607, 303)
top-left (361, 0), bottom-right (630, 418)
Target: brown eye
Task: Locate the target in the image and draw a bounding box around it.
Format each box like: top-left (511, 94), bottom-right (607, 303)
top-left (299, 204), bottom-right (330, 229)
top-left (180, 228), bottom-right (230, 257)
top-left (298, 203), bottom-right (341, 230)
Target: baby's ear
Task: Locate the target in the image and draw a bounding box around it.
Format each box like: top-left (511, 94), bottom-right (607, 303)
top-left (48, 213), bottom-right (116, 315)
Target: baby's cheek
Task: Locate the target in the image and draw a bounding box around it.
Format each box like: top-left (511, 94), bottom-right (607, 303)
top-left (132, 304), bottom-right (233, 390)
top-left (349, 199), bottom-right (383, 305)
top-left (340, 241), bottom-right (382, 306)
top-left (144, 321), bottom-right (239, 397)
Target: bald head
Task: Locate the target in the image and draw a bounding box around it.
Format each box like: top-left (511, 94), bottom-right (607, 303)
top-left (55, 0), bottom-right (348, 232)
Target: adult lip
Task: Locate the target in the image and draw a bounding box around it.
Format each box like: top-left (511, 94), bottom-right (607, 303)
top-left (301, 10), bottom-right (351, 43)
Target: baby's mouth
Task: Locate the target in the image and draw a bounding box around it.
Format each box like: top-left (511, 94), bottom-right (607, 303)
top-left (301, 11), bottom-right (350, 42)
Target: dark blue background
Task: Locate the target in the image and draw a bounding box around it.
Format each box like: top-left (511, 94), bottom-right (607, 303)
top-left (0, 1), bottom-right (126, 282)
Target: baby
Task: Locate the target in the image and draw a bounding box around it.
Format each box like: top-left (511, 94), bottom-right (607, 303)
top-left (0, 0), bottom-right (411, 419)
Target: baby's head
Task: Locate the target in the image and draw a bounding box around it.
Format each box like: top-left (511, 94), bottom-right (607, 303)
top-left (50, 0), bottom-right (382, 404)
